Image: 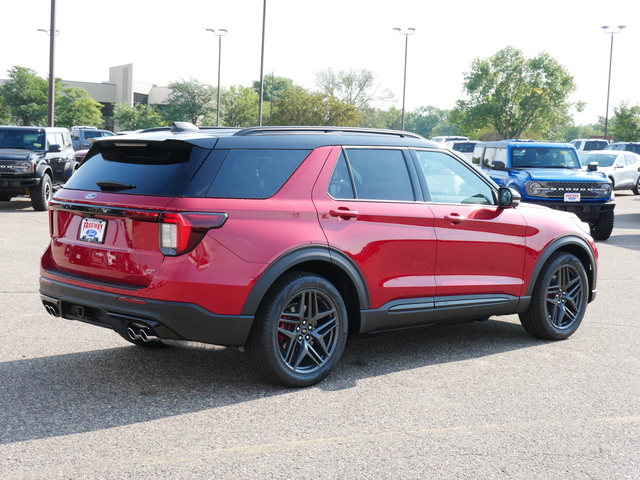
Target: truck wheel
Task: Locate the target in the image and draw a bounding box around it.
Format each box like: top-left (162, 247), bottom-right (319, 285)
top-left (245, 272), bottom-right (348, 388)
top-left (0, 194), bottom-right (13, 202)
top-left (519, 252), bottom-right (588, 340)
top-left (30, 174), bottom-right (52, 211)
top-left (590, 209), bottom-right (614, 241)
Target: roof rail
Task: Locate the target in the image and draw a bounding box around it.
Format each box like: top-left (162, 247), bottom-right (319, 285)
top-left (234, 126), bottom-right (424, 139)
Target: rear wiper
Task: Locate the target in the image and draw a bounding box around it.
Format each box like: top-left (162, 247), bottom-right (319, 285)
top-left (96, 181), bottom-right (137, 191)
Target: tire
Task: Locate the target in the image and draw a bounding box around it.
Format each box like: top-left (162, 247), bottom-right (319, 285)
top-left (30, 174), bottom-right (52, 211)
top-left (0, 194), bottom-right (13, 202)
top-left (632, 176), bottom-right (640, 195)
top-left (590, 209), bottom-right (614, 241)
top-left (519, 252), bottom-right (588, 340)
top-left (245, 272), bottom-right (348, 388)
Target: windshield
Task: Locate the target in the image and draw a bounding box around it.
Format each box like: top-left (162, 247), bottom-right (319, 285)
top-left (0, 129), bottom-right (45, 150)
top-left (511, 147), bottom-right (581, 169)
top-left (581, 153), bottom-right (616, 167)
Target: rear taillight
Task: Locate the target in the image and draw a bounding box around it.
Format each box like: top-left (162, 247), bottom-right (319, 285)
top-left (158, 212), bottom-right (228, 256)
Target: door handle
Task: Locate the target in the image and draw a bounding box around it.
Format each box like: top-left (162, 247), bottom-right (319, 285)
top-left (444, 213), bottom-right (466, 224)
top-left (330, 208), bottom-right (359, 220)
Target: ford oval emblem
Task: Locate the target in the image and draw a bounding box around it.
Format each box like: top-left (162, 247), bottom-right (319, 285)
top-left (85, 193), bottom-right (97, 199)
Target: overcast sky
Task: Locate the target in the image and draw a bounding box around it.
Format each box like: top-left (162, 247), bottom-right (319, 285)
top-left (3, 0), bottom-right (639, 126)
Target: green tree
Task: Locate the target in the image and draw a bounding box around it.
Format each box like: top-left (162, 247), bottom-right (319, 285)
top-left (610, 102), bottom-right (640, 141)
top-left (220, 86), bottom-right (259, 127)
top-left (163, 78), bottom-right (216, 125)
top-left (55, 84), bottom-right (104, 129)
top-left (455, 46), bottom-right (578, 139)
top-left (113, 103), bottom-right (166, 131)
top-left (1, 66), bottom-right (48, 126)
top-left (405, 106), bottom-right (450, 138)
top-left (0, 95), bottom-right (9, 124)
top-left (252, 75), bottom-right (294, 103)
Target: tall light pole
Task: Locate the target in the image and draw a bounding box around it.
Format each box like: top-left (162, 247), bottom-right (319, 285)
top-left (206, 28), bottom-right (228, 127)
top-left (38, 0), bottom-right (57, 127)
top-left (601, 25), bottom-right (626, 140)
top-left (393, 27), bottom-right (415, 131)
top-left (258, 0), bottom-right (267, 126)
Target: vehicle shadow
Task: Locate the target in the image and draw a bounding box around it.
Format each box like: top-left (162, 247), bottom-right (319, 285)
top-left (0, 198), bottom-right (35, 212)
top-left (0, 317), bottom-right (539, 445)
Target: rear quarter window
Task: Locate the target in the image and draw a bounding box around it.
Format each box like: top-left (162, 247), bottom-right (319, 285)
top-left (206, 149), bottom-right (309, 199)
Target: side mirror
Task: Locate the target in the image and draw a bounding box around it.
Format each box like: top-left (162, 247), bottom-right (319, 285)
top-left (498, 187), bottom-right (521, 208)
top-left (492, 160), bottom-right (506, 170)
top-left (48, 144), bottom-right (61, 153)
top-left (587, 162), bottom-right (598, 172)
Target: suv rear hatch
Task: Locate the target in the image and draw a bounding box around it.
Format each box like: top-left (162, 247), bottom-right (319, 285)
top-left (43, 138), bottom-right (214, 288)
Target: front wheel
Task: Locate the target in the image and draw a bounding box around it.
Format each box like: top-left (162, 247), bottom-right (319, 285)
top-left (632, 176), bottom-right (640, 195)
top-left (590, 209), bottom-right (614, 241)
top-left (245, 272), bottom-right (348, 388)
top-left (30, 174), bottom-right (52, 211)
top-left (519, 252), bottom-right (588, 340)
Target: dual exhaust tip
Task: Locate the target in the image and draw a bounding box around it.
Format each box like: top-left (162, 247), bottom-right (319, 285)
top-left (127, 326), bottom-right (160, 343)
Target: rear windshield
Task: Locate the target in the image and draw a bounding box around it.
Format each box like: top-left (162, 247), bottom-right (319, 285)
top-left (584, 141), bottom-right (607, 151)
top-left (64, 144), bottom-right (310, 198)
top-left (452, 143), bottom-right (476, 153)
top-left (64, 143), bottom-right (204, 196)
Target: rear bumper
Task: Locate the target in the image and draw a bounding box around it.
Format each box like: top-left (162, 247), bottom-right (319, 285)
top-left (39, 276), bottom-right (254, 347)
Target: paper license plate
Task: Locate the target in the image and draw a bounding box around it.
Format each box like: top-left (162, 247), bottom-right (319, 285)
top-left (564, 193), bottom-right (581, 202)
top-left (79, 217), bottom-right (107, 243)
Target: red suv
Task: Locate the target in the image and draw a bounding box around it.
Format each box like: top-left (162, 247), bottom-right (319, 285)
top-left (39, 125), bottom-right (598, 387)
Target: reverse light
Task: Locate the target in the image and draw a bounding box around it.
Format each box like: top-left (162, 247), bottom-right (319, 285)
top-left (158, 212), bottom-right (228, 256)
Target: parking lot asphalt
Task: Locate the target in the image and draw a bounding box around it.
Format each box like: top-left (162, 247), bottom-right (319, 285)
top-left (1, 194), bottom-right (639, 479)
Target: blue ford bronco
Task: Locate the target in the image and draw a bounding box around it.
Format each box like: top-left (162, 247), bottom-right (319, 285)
top-left (472, 141), bottom-right (615, 240)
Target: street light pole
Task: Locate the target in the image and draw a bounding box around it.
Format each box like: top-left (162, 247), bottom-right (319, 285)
top-left (206, 28), bottom-right (228, 127)
top-left (258, 0), bottom-right (267, 126)
top-left (601, 25), bottom-right (626, 140)
top-left (393, 28), bottom-right (415, 131)
top-left (38, 0), bottom-right (57, 127)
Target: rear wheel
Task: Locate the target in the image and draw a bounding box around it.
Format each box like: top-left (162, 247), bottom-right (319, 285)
top-left (519, 252), bottom-right (588, 340)
top-left (30, 174), bottom-right (52, 211)
top-left (590, 209), bottom-right (614, 241)
top-left (245, 272), bottom-right (348, 388)
top-left (632, 177), bottom-right (640, 195)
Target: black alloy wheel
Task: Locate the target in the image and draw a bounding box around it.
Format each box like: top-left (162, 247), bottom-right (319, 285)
top-left (520, 252), bottom-right (588, 340)
top-left (245, 272), bottom-right (348, 388)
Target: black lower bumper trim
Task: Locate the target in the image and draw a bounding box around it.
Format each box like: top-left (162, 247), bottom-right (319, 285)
top-left (39, 276), bottom-right (254, 347)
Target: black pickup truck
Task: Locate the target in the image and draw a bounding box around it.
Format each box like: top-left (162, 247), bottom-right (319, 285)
top-left (0, 126), bottom-right (78, 210)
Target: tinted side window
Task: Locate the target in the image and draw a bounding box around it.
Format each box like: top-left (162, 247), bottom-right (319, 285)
top-left (343, 148), bottom-right (415, 201)
top-left (206, 149), bottom-right (309, 199)
top-left (627, 145), bottom-right (640, 154)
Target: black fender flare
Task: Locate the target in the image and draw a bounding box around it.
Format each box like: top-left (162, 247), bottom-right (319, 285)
top-left (34, 163), bottom-right (53, 183)
top-left (525, 234), bottom-right (598, 302)
top-left (240, 245), bottom-right (370, 316)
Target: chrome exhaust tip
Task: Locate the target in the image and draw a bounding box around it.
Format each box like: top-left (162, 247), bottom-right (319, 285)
top-left (127, 327), bottom-right (142, 341)
top-left (139, 328), bottom-right (159, 343)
